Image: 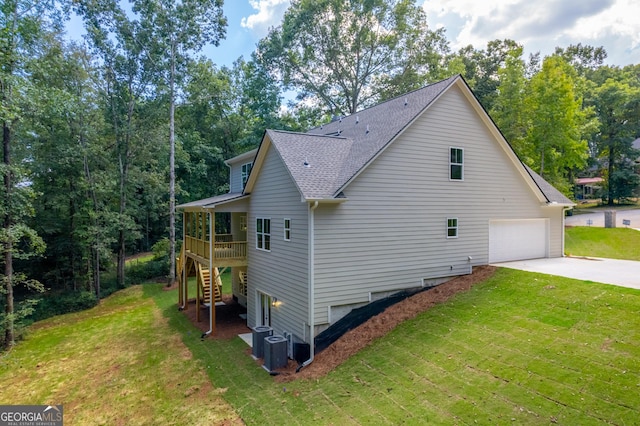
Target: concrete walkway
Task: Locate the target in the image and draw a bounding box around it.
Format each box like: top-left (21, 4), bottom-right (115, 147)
top-left (492, 257), bottom-right (640, 290)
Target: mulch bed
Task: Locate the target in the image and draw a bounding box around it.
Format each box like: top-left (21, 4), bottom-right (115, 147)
top-left (178, 265), bottom-right (496, 380)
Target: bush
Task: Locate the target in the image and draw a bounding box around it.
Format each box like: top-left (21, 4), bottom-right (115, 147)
top-left (1, 297), bottom-right (40, 348)
top-left (125, 259), bottom-right (169, 285)
top-left (152, 238), bottom-right (170, 261)
top-left (28, 291), bottom-right (98, 322)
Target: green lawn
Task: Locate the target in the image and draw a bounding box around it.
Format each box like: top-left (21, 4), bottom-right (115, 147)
top-left (3, 268), bottom-right (639, 424)
top-left (565, 227), bottom-right (640, 260)
top-left (158, 268), bottom-right (640, 425)
top-left (0, 286), bottom-right (240, 425)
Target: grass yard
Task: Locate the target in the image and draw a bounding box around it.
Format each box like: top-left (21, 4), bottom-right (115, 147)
top-left (3, 268), bottom-right (639, 424)
top-left (565, 227), bottom-right (640, 261)
top-left (157, 268), bottom-right (640, 425)
top-left (0, 286), bottom-right (240, 425)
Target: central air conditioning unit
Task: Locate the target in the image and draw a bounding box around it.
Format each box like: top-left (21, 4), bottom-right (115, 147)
top-left (251, 325), bottom-right (273, 359)
top-left (264, 335), bottom-right (288, 372)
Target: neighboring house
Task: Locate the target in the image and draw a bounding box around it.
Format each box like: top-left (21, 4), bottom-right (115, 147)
top-left (575, 177), bottom-right (604, 200)
top-left (177, 75), bottom-right (573, 360)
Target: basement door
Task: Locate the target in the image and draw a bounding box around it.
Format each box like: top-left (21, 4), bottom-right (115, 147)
top-left (258, 292), bottom-right (272, 327)
top-left (489, 219), bottom-right (549, 263)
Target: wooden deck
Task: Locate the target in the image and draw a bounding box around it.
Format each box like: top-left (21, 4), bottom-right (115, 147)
top-left (184, 235), bottom-right (248, 267)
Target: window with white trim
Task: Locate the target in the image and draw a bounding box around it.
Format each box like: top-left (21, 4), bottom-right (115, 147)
top-left (241, 162), bottom-right (253, 188)
top-left (284, 218), bottom-right (291, 241)
top-left (450, 147), bottom-right (464, 180)
top-left (447, 218), bottom-right (458, 238)
top-left (256, 218), bottom-right (271, 251)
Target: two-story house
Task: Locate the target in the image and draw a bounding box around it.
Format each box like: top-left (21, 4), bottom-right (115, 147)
top-left (177, 75), bottom-right (573, 364)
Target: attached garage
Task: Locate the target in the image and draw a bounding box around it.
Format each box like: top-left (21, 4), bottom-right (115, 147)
top-left (489, 219), bottom-right (549, 263)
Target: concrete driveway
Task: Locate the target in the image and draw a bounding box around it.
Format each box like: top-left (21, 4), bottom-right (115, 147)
top-left (492, 257), bottom-right (640, 290)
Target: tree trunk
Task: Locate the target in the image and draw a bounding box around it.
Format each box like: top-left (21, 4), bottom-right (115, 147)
top-left (82, 141), bottom-right (100, 298)
top-left (70, 180), bottom-right (77, 291)
top-left (607, 144), bottom-right (615, 206)
top-left (117, 154), bottom-right (126, 288)
top-left (3, 121), bottom-right (14, 349)
top-left (168, 41), bottom-right (176, 286)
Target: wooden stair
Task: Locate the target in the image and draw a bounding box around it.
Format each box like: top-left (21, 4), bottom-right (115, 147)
top-left (238, 271), bottom-right (248, 297)
top-left (198, 264), bottom-right (222, 306)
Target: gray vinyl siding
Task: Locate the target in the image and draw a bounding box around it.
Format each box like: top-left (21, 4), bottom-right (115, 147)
top-left (228, 163), bottom-right (242, 193)
top-left (313, 84), bottom-right (563, 325)
top-left (546, 206), bottom-right (564, 257)
top-left (247, 146), bottom-right (309, 340)
top-left (228, 162), bottom-right (251, 193)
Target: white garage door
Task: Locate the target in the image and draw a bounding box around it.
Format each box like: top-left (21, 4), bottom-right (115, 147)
top-left (489, 219), bottom-right (548, 263)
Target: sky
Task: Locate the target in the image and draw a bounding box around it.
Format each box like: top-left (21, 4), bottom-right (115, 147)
top-left (201, 0), bottom-right (640, 68)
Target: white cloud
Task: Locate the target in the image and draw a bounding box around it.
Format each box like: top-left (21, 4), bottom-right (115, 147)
top-left (421, 0), bottom-right (640, 66)
top-left (240, 0), bottom-right (290, 37)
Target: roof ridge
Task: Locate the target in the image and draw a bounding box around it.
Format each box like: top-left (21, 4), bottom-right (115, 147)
top-left (267, 128), bottom-right (349, 140)
top-left (308, 75), bottom-right (459, 131)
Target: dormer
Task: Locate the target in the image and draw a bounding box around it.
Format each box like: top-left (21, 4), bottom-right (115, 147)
top-left (224, 149), bottom-right (258, 193)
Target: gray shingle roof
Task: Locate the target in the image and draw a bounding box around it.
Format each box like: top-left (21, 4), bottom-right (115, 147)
top-left (177, 192), bottom-right (247, 209)
top-left (524, 165), bottom-right (574, 205)
top-left (266, 130), bottom-right (353, 199)
top-left (267, 76), bottom-right (458, 199)
top-left (252, 75), bottom-right (571, 207)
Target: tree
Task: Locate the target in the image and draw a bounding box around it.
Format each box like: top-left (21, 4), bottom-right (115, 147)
top-left (177, 57), bottom-right (294, 202)
top-left (75, 0), bottom-right (161, 288)
top-left (490, 46), bottom-right (530, 160)
top-left (587, 67), bottom-right (640, 204)
top-left (133, 0), bottom-right (226, 285)
top-left (1, 0), bottom-right (62, 348)
top-left (257, 0), bottom-right (448, 115)
top-left (554, 43), bottom-right (607, 76)
top-left (524, 55), bottom-right (590, 193)
top-left (449, 39), bottom-right (522, 110)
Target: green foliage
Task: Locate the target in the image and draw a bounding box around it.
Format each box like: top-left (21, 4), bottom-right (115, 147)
top-left (586, 67), bottom-right (640, 205)
top-left (490, 45), bottom-right (530, 158)
top-left (125, 259), bottom-right (168, 285)
top-left (257, 0), bottom-right (448, 115)
top-left (0, 296), bottom-right (39, 347)
top-left (450, 39), bottom-right (523, 111)
top-left (177, 57), bottom-right (293, 202)
top-left (524, 55), bottom-right (590, 192)
top-left (27, 291), bottom-right (98, 322)
top-left (151, 237), bottom-right (170, 260)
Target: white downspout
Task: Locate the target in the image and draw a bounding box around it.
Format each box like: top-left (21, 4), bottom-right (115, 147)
top-left (301, 201), bottom-right (319, 368)
top-left (562, 206), bottom-right (570, 257)
top-left (204, 209), bottom-right (215, 336)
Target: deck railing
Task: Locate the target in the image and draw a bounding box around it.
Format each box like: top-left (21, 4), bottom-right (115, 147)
top-left (214, 241), bottom-right (247, 259)
top-left (184, 236), bottom-right (247, 261)
top-left (215, 234), bottom-right (233, 242)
